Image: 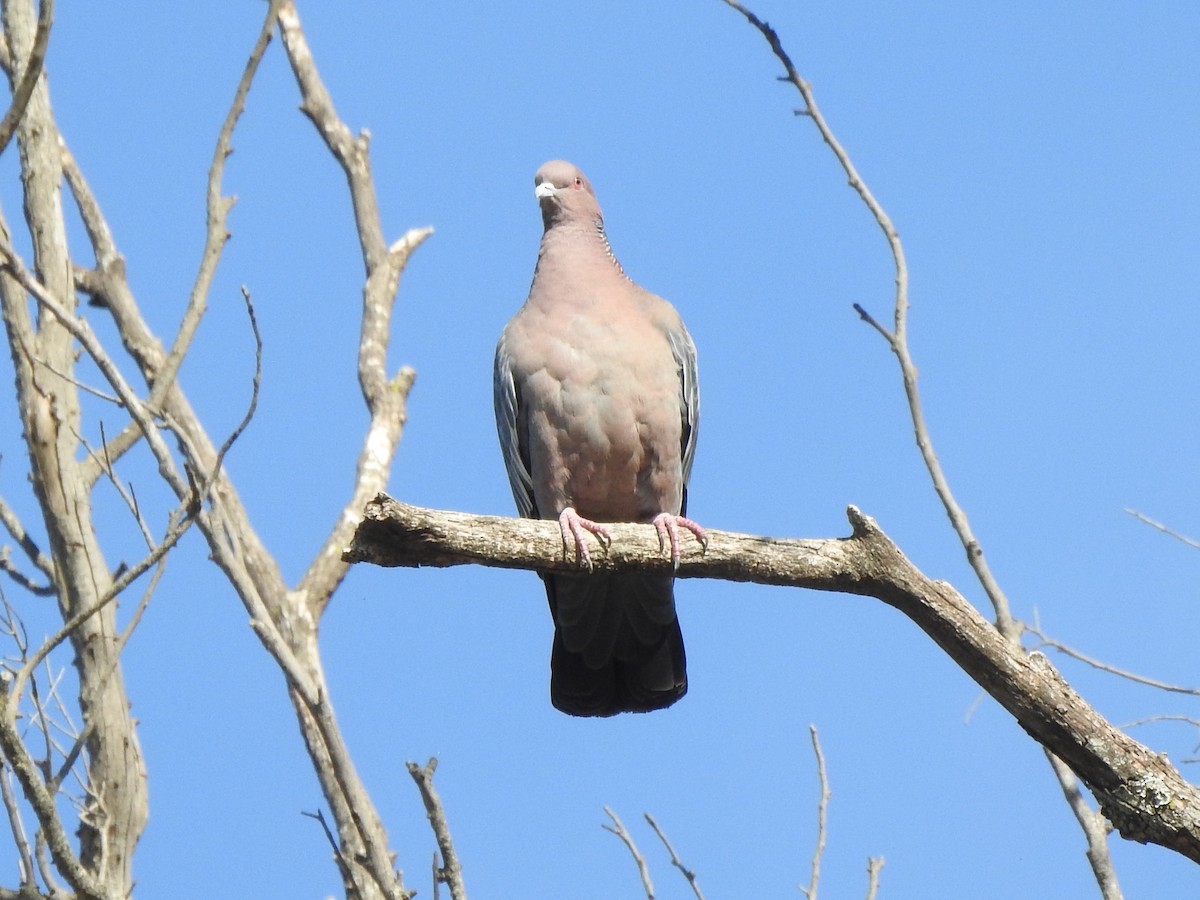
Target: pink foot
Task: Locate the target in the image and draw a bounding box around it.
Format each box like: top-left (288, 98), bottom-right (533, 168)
top-left (652, 513), bottom-right (708, 569)
top-left (558, 507), bottom-right (612, 571)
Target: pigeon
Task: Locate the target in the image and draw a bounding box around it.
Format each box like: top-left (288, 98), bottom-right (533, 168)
top-left (493, 160), bottom-right (705, 716)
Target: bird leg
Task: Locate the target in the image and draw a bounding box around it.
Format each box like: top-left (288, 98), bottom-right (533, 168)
top-left (558, 507), bottom-right (612, 571)
top-left (652, 513), bottom-right (709, 569)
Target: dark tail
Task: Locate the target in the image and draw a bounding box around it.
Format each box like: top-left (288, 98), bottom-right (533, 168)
top-left (542, 572), bottom-right (687, 716)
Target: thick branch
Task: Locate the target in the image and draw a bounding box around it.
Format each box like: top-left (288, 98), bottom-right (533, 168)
top-left (2, 0), bottom-right (146, 890)
top-left (347, 495), bottom-right (1200, 864)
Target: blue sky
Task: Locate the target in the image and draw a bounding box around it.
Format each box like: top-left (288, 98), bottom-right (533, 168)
top-left (1, 1), bottom-right (1198, 897)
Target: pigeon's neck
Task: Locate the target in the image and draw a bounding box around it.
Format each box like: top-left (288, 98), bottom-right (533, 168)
top-left (535, 215), bottom-right (630, 286)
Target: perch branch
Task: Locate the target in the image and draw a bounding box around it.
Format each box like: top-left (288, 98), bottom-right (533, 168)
top-left (347, 495), bottom-right (1200, 865)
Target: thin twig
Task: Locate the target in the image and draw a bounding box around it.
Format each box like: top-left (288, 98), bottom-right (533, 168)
top-left (644, 813), bottom-right (704, 900)
top-left (799, 725), bottom-right (830, 900)
top-left (1045, 751), bottom-right (1122, 900)
top-left (26, 651), bottom-right (57, 779)
top-left (59, 146), bottom-right (157, 486)
top-left (0, 766), bottom-right (35, 889)
top-left (1123, 508), bottom-right (1200, 551)
top-left (0, 248), bottom-right (191, 500)
top-left (0, 494), bottom-right (53, 580)
top-left (406, 758), bottom-right (467, 900)
top-left (721, 0), bottom-right (1018, 640)
top-left (147, 0), bottom-right (281, 412)
top-left (0, 0), bottom-right (51, 158)
top-left (0, 676), bottom-right (104, 899)
top-left (10, 504), bottom-right (195, 715)
top-left (278, 0), bottom-right (431, 614)
top-left (721, 3), bottom-right (1123, 894)
top-left (27, 353), bottom-right (121, 406)
top-left (0, 547), bottom-right (52, 595)
top-left (76, 423), bottom-right (155, 548)
top-left (302, 808), bottom-right (356, 890)
top-left (53, 550), bottom-right (165, 791)
top-left (603, 807), bottom-right (654, 900)
top-left (865, 857), bottom-right (884, 900)
top-left (1025, 621), bottom-right (1200, 696)
top-left (851, 302), bottom-right (892, 341)
top-left (293, 697), bottom-right (400, 899)
top-left (33, 827), bottom-right (63, 897)
top-left (1122, 714), bottom-right (1200, 732)
top-left (206, 285), bottom-right (263, 482)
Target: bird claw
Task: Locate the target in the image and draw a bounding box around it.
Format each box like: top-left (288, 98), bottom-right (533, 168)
top-left (558, 507), bottom-right (611, 572)
top-left (653, 513), bottom-right (708, 570)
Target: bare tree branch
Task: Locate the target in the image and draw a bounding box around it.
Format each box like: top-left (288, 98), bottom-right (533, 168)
top-left (0, 767), bottom-right (34, 893)
top-left (1046, 751), bottom-right (1123, 900)
top-left (0, 0), bottom-right (50, 158)
top-left (303, 807), bottom-right (357, 891)
top-left (717, 4), bottom-right (1128, 894)
top-left (0, 678), bottom-right (103, 899)
top-left (1123, 715), bottom-right (1200, 734)
top-left (0, 0), bottom-right (147, 888)
top-left (238, 6), bottom-right (436, 897)
top-left (406, 759), bottom-right (467, 900)
top-left (0, 246), bottom-right (192, 502)
top-left (0, 495), bottom-right (52, 581)
top-left (798, 726), bottom-right (830, 900)
top-left (1124, 508), bottom-right (1200, 551)
top-left (145, 0), bottom-right (280, 413)
top-left (644, 814), bottom-right (704, 900)
top-left (1025, 620), bottom-right (1200, 696)
top-left (0, 547), bottom-right (51, 596)
top-left (723, 0), bottom-right (1018, 641)
top-left (275, 0), bottom-right (432, 614)
top-left (348, 495), bottom-right (1200, 865)
top-left (603, 807), bottom-right (654, 900)
top-left (0, 1), bottom-right (424, 896)
top-left (865, 857), bottom-right (884, 900)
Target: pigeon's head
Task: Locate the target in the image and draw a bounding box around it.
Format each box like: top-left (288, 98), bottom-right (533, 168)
top-left (534, 160), bottom-right (602, 229)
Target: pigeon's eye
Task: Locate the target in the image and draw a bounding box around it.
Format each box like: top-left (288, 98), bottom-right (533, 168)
top-left (573, 177), bottom-right (583, 189)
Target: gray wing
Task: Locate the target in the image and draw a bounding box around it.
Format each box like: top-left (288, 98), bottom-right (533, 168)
top-left (666, 324), bottom-right (700, 487)
top-left (493, 332), bottom-right (536, 519)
